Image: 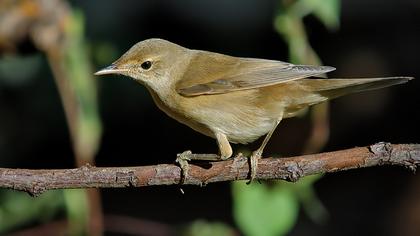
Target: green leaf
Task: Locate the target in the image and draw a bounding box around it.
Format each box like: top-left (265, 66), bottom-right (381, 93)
top-left (0, 190), bottom-right (64, 233)
top-left (232, 181), bottom-right (299, 236)
top-left (274, 13), bottom-right (321, 65)
top-left (182, 219), bottom-right (235, 236)
top-left (299, 0), bottom-right (340, 30)
top-left (63, 189), bottom-right (89, 235)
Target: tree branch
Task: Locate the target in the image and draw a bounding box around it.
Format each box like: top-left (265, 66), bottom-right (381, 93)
top-left (1, 142), bottom-right (419, 196)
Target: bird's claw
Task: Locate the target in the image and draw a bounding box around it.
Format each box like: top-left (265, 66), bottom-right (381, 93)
top-left (176, 150), bottom-right (192, 184)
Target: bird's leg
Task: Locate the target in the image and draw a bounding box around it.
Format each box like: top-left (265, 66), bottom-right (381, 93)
top-left (248, 114), bottom-right (283, 183)
top-left (176, 132), bottom-right (233, 183)
top-left (216, 132), bottom-right (233, 160)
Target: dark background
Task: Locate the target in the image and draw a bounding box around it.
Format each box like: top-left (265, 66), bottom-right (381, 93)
top-left (0, 0), bottom-right (419, 235)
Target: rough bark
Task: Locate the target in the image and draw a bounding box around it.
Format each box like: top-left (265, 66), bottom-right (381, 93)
top-left (0, 142), bottom-right (418, 196)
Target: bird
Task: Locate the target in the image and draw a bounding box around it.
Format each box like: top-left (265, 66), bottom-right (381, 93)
top-left (95, 38), bottom-right (412, 182)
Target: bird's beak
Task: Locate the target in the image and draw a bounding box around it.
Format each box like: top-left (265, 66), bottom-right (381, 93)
top-left (94, 64), bottom-right (128, 75)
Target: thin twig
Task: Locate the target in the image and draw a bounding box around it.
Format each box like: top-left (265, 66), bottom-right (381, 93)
top-left (0, 142), bottom-right (419, 196)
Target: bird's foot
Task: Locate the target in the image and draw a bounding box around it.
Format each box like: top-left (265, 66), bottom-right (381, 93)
top-left (176, 150), bottom-right (192, 184)
top-left (176, 151), bottom-right (221, 184)
top-left (247, 149), bottom-right (262, 184)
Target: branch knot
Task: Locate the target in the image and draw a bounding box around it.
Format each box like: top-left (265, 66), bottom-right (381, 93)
top-left (369, 142), bottom-right (393, 160)
top-left (284, 161), bottom-right (303, 182)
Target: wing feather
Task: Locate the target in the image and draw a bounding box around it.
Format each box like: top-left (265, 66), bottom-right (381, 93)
top-left (176, 51), bottom-right (335, 96)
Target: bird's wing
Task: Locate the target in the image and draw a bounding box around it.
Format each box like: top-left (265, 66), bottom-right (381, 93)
top-left (176, 51), bottom-right (335, 96)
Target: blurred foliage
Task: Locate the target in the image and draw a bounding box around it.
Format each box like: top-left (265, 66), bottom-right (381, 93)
top-left (0, 190), bottom-right (64, 233)
top-left (275, 0), bottom-right (340, 64)
top-left (91, 41), bottom-right (119, 67)
top-left (233, 181), bottom-right (299, 236)
top-left (232, 0), bottom-right (340, 235)
top-left (293, 174), bottom-right (328, 224)
top-left (182, 219), bottom-right (236, 236)
top-left (296, 0), bottom-right (340, 30)
top-left (0, 54), bottom-right (42, 86)
top-left (62, 9), bottom-right (102, 163)
top-left (233, 175), bottom-right (329, 236)
top-left (48, 8), bottom-right (103, 236)
top-left (63, 189), bottom-right (89, 236)
top-left (0, 1), bottom-right (102, 234)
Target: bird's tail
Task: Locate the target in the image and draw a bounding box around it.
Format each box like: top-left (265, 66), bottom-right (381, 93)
top-left (304, 76), bottom-right (413, 99)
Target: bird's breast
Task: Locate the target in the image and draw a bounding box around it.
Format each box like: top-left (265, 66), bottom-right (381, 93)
top-left (147, 87), bottom-right (216, 138)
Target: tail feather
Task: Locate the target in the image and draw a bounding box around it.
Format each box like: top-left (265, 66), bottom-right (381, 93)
top-left (303, 76), bottom-right (413, 99)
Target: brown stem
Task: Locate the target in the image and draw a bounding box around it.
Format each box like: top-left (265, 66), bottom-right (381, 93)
top-left (46, 49), bottom-right (104, 236)
top-left (302, 102), bottom-right (330, 154)
top-left (0, 142), bottom-right (419, 196)
top-left (46, 49), bottom-right (79, 149)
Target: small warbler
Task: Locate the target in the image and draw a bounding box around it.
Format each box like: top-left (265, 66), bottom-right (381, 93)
top-left (95, 38), bottom-right (412, 181)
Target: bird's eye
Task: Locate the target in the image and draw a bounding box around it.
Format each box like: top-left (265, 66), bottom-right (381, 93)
top-left (140, 60), bottom-right (152, 70)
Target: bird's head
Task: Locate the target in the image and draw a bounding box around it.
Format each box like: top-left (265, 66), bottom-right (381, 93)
top-left (95, 38), bottom-right (187, 91)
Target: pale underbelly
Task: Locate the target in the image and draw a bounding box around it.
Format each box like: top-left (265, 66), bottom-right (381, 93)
top-left (187, 102), bottom-right (281, 144)
top-left (148, 86), bottom-right (314, 145)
